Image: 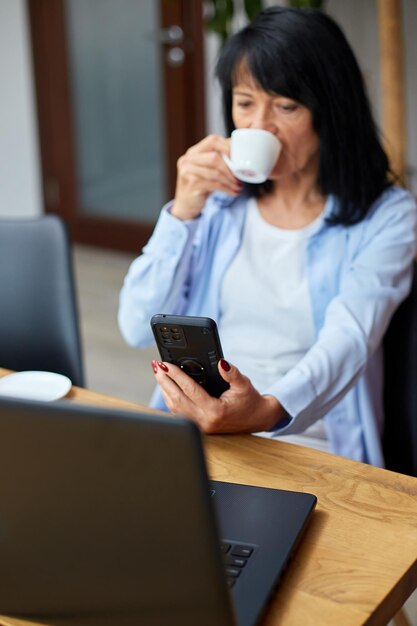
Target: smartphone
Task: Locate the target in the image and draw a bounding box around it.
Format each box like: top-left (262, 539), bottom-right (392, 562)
top-left (150, 314), bottom-right (229, 398)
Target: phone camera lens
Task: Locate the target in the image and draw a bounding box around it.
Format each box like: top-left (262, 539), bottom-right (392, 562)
top-left (172, 333), bottom-right (181, 340)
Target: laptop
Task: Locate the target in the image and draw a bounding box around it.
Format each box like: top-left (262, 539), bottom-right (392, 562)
top-left (0, 397), bottom-right (316, 626)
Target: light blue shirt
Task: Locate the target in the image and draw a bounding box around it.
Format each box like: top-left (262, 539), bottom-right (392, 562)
top-left (118, 186), bottom-right (417, 466)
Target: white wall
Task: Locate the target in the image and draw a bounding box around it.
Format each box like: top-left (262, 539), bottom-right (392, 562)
top-left (0, 0), bottom-right (41, 217)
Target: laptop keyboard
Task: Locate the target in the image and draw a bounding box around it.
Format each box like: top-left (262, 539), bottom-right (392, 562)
top-left (220, 541), bottom-right (257, 588)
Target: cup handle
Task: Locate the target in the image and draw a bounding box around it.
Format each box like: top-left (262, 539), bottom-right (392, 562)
top-left (222, 153), bottom-right (234, 173)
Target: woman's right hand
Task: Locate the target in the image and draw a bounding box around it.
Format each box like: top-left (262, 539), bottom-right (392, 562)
top-left (171, 134), bottom-right (243, 221)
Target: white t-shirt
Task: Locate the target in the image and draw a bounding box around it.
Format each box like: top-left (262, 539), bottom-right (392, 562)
top-left (219, 198), bottom-right (329, 451)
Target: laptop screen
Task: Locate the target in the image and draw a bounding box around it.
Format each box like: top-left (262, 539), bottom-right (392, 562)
top-left (0, 397), bottom-right (316, 626)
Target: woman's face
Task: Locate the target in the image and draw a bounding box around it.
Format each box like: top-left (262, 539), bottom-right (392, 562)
top-left (231, 70), bottom-right (320, 183)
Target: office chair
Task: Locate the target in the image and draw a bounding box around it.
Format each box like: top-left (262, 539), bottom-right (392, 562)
top-left (0, 215), bottom-right (85, 387)
top-left (382, 266), bottom-right (417, 626)
top-left (383, 261), bottom-right (417, 477)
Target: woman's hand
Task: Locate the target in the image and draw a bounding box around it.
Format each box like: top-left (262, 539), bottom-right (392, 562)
top-left (171, 134), bottom-right (243, 221)
top-left (151, 358), bottom-right (286, 434)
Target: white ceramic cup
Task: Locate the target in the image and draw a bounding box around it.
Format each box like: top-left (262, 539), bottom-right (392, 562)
top-left (223, 128), bottom-right (282, 184)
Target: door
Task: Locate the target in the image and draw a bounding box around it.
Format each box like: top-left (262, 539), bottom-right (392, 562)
top-left (28, 0), bottom-right (206, 251)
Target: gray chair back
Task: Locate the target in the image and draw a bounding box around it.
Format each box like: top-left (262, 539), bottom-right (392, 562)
top-left (0, 215), bottom-right (85, 386)
top-left (383, 262), bottom-right (417, 475)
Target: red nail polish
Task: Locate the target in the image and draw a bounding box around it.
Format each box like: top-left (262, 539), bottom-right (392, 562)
top-left (219, 358), bottom-right (231, 372)
top-left (151, 360), bottom-right (158, 374)
top-left (158, 361), bottom-right (169, 372)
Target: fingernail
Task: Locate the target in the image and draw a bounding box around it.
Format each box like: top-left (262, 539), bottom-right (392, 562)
top-left (151, 360), bottom-right (158, 374)
top-left (219, 358), bottom-right (231, 372)
top-left (158, 361), bottom-right (169, 372)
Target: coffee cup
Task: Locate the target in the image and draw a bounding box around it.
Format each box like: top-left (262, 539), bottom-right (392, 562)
top-left (223, 128), bottom-right (281, 184)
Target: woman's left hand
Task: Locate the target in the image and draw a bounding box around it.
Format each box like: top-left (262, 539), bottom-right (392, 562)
top-left (151, 358), bottom-right (285, 434)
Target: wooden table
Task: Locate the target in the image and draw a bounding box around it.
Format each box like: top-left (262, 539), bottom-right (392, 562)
top-left (1, 368), bottom-right (417, 626)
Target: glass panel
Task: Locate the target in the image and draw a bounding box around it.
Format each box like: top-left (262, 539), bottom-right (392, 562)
top-left (65, 0), bottom-right (167, 223)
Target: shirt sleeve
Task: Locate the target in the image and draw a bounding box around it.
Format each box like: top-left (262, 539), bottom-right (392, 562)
top-left (266, 188), bottom-right (417, 434)
top-left (117, 203), bottom-right (200, 347)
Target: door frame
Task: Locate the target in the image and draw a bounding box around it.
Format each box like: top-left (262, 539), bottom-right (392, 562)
top-left (27, 0), bottom-right (206, 251)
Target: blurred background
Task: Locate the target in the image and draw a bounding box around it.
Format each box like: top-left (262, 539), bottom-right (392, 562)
top-left (1, 5), bottom-right (417, 619)
top-left (0, 0), bottom-right (416, 407)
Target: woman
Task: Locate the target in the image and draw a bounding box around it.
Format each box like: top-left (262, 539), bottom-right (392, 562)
top-left (118, 7), bottom-right (417, 466)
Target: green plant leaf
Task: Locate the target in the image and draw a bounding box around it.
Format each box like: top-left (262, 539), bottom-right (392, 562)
top-left (205, 0), bottom-right (234, 43)
top-left (288, 0), bottom-right (325, 8)
top-left (243, 0), bottom-right (264, 21)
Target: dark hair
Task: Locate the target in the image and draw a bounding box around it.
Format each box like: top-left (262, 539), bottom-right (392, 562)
top-left (215, 7), bottom-right (393, 225)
